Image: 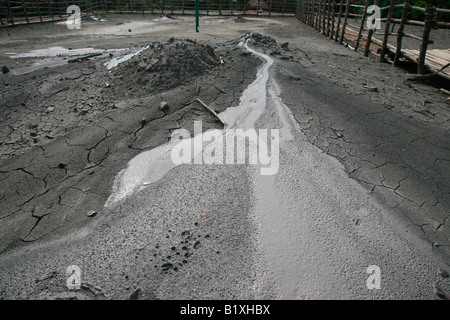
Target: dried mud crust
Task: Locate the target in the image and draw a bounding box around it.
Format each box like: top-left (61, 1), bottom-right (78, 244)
top-left (0, 37), bottom-right (262, 254)
top-left (265, 23), bottom-right (450, 259)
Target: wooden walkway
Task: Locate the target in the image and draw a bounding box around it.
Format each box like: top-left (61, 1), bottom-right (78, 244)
top-left (331, 22), bottom-right (450, 81)
top-left (402, 49), bottom-right (450, 80)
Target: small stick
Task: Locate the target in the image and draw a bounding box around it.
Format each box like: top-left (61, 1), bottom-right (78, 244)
top-left (407, 62), bottom-right (450, 81)
top-left (195, 98), bottom-right (227, 128)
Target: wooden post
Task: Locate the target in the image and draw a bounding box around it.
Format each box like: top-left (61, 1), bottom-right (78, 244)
top-left (380, 0), bottom-right (395, 62)
top-left (331, 0), bottom-right (336, 38)
top-left (36, 0), bottom-right (43, 22)
top-left (305, 0), bottom-right (309, 24)
top-left (393, 1), bottom-right (409, 66)
top-left (6, 0), bottom-right (14, 25)
top-left (326, 0), bottom-right (331, 36)
top-left (22, 0), bottom-right (29, 23)
top-left (57, 0), bottom-right (63, 18)
top-left (355, 0), bottom-right (369, 51)
top-left (306, 0), bottom-right (310, 25)
top-left (335, 0), bottom-right (344, 42)
top-left (322, 0), bottom-right (327, 34)
top-left (364, 0), bottom-right (379, 57)
top-left (316, 0), bottom-right (322, 30)
top-left (243, 0), bottom-right (247, 15)
top-left (339, 0), bottom-right (350, 44)
top-left (417, 6), bottom-right (435, 74)
top-left (269, 0), bottom-right (272, 17)
top-left (315, 0), bottom-right (320, 29)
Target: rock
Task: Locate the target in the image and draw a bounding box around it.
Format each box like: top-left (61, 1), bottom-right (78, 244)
top-left (2, 65), bottom-right (9, 74)
top-left (439, 269), bottom-right (449, 278)
top-left (433, 282), bottom-right (449, 300)
top-left (29, 130), bottom-right (37, 137)
top-left (129, 288), bottom-right (141, 300)
top-left (86, 210), bottom-right (97, 217)
top-left (159, 101), bottom-right (169, 111)
top-left (281, 42), bottom-right (289, 49)
top-left (46, 106), bottom-right (55, 112)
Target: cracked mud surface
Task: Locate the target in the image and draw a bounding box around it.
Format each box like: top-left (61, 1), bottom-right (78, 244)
top-left (0, 16), bottom-right (262, 254)
top-left (269, 21), bottom-right (450, 260)
top-left (0, 15), bottom-right (449, 300)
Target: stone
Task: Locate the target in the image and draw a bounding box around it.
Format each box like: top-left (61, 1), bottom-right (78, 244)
top-left (439, 269), bottom-right (449, 278)
top-left (2, 65), bottom-right (9, 74)
top-left (86, 210), bottom-right (97, 217)
top-left (129, 288), bottom-right (141, 300)
top-left (159, 101), bottom-right (169, 111)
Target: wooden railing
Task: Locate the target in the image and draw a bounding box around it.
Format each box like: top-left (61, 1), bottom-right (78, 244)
top-left (0, 0), bottom-right (298, 27)
top-left (295, 0), bottom-right (450, 75)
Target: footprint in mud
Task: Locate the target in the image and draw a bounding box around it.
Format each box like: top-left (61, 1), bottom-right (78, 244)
top-left (159, 226), bottom-right (208, 273)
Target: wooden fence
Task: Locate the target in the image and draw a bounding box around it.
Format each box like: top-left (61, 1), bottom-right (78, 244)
top-left (295, 0), bottom-right (450, 77)
top-left (0, 0), bottom-right (297, 26)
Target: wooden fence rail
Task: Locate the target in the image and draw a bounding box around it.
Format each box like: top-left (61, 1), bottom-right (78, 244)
top-left (295, 0), bottom-right (450, 77)
top-left (0, 0), bottom-right (298, 26)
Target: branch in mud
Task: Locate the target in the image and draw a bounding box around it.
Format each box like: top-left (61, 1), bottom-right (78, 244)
top-left (194, 98), bottom-right (227, 128)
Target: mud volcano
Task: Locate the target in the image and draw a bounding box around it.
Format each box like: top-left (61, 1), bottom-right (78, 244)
top-left (109, 39), bottom-right (221, 98)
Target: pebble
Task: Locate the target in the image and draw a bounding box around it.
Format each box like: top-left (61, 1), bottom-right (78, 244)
top-left (439, 269), bottom-right (449, 278)
top-left (159, 101), bottom-right (169, 111)
top-left (86, 210), bottom-right (97, 217)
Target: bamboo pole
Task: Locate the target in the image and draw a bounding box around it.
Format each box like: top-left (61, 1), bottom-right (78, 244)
top-left (393, 0), bottom-right (409, 66)
top-left (380, 0), bottom-right (395, 62)
top-left (417, 6), bottom-right (435, 74)
top-left (339, 0), bottom-right (350, 44)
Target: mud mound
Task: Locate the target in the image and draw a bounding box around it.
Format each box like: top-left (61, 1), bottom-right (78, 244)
top-left (246, 33), bottom-right (278, 50)
top-left (109, 39), bottom-right (220, 97)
